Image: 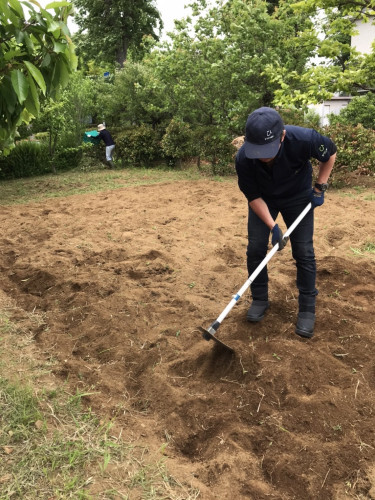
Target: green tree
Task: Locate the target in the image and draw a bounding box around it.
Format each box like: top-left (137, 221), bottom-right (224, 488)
top-left (265, 0), bottom-right (375, 107)
top-left (0, 0), bottom-right (77, 153)
top-left (32, 99), bottom-right (67, 172)
top-left (32, 71), bottom-right (96, 171)
top-left (61, 71), bottom-right (96, 144)
top-left (73, 0), bottom-right (162, 67)
top-left (94, 61), bottom-right (169, 126)
top-left (143, 0), bottom-right (313, 133)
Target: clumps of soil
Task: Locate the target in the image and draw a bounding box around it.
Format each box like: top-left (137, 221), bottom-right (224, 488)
top-left (1, 180), bottom-right (375, 499)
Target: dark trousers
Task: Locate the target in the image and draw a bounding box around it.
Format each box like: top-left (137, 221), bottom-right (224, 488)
top-left (247, 190), bottom-right (317, 312)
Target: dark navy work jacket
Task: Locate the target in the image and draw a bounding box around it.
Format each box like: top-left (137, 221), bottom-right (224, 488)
top-left (98, 129), bottom-right (115, 147)
top-left (235, 125), bottom-right (337, 202)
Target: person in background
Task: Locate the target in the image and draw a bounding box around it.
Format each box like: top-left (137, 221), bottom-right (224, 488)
top-left (235, 107), bottom-right (337, 338)
top-left (97, 123), bottom-right (115, 169)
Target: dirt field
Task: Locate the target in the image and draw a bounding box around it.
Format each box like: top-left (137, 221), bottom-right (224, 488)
top-left (1, 175), bottom-right (375, 499)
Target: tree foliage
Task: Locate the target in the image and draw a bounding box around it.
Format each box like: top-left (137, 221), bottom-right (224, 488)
top-left (67, 0), bottom-right (375, 139)
top-left (139, 0), bottom-right (314, 132)
top-left (73, 0), bottom-right (162, 67)
top-left (32, 71), bottom-right (96, 171)
top-left (93, 62), bottom-right (168, 126)
top-left (266, 0), bottom-right (375, 107)
top-left (85, 0), bottom-right (324, 134)
top-left (329, 92), bottom-right (375, 128)
top-left (0, 0), bottom-right (77, 153)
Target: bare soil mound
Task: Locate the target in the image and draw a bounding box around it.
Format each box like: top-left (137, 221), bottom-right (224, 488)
top-left (1, 178), bottom-right (375, 499)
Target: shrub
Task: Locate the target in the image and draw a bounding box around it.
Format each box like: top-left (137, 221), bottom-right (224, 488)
top-left (161, 120), bottom-right (196, 165)
top-left (52, 146), bottom-right (83, 172)
top-left (0, 141), bottom-right (84, 179)
top-left (328, 94), bottom-right (375, 129)
top-left (115, 124), bottom-right (163, 166)
top-left (324, 122), bottom-right (375, 177)
top-left (0, 141), bottom-right (50, 179)
top-left (194, 126), bottom-right (236, 175)
top-left (78, 143), bottom-right (106, 171)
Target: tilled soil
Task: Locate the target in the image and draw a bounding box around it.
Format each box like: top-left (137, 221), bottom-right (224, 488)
top-left (1, 177), bottom-right (375, 499)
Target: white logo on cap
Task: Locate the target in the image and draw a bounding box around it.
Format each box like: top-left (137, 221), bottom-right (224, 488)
top-left (265, 129), bottom-right (275, 141)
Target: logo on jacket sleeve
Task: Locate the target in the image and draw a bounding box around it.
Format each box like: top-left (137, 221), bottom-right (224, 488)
top-left (319, 144), bottom-right (328, 157)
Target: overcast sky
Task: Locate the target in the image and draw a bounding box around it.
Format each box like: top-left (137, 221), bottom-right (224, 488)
top-left (155, 0), bottom-right (192, 36)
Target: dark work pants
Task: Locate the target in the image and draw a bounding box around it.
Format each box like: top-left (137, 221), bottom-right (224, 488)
top-left (247, 190), bottom-right (318, 313)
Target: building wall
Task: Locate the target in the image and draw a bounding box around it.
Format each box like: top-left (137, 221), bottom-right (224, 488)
top-left (309, 99), bottom-right (351, 126)
top-left (352, 18), bottom-right (375, 54)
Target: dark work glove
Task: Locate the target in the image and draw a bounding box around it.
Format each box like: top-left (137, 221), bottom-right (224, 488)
top-left (310, 188), bottom-right (325, 208)
top-left (271, 224), bottom-right (289, 251)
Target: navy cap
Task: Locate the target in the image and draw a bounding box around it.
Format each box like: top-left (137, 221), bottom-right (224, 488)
top-left (244, 107), bottom-right (284, 159)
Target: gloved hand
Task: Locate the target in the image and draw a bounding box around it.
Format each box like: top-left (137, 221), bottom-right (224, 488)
top-left (310, 188), bottom-right (325, 208)
top-left (271, 224), bottom-right (289, 251)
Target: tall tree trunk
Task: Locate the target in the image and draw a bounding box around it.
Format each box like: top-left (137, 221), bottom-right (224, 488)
top-left (116, 38), bottom-right (129, 67)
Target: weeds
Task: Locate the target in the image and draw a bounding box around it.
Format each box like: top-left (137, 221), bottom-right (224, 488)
top-left (350, 241), bottom-right (375, 256)
top-left (364, 242), bottom-right (375, 253)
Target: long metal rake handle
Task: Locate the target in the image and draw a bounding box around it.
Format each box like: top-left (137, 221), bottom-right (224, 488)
top-left (202, 202), bottom-right (312, 340)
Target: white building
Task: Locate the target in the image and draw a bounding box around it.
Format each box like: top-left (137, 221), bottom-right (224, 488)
top-left (310, 96), bottom-right (352, 126)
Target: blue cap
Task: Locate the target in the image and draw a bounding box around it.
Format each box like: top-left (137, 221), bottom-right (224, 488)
top-left (244, 107), bottom-right (284, 159)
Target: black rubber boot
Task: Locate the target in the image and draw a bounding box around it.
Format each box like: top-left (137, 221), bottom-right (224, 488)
top-left (246, 300), bottom-right (270, 322)
top-left (107, 160), bottom-right (115, 169)
top-left (295, 312), bottom-right (315, 338)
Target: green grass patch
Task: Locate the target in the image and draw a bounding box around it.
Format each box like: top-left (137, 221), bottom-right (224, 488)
top-left (0, 378), bottom-right (199, 499)
top-left (0, 165), bottom-right (232, 206)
